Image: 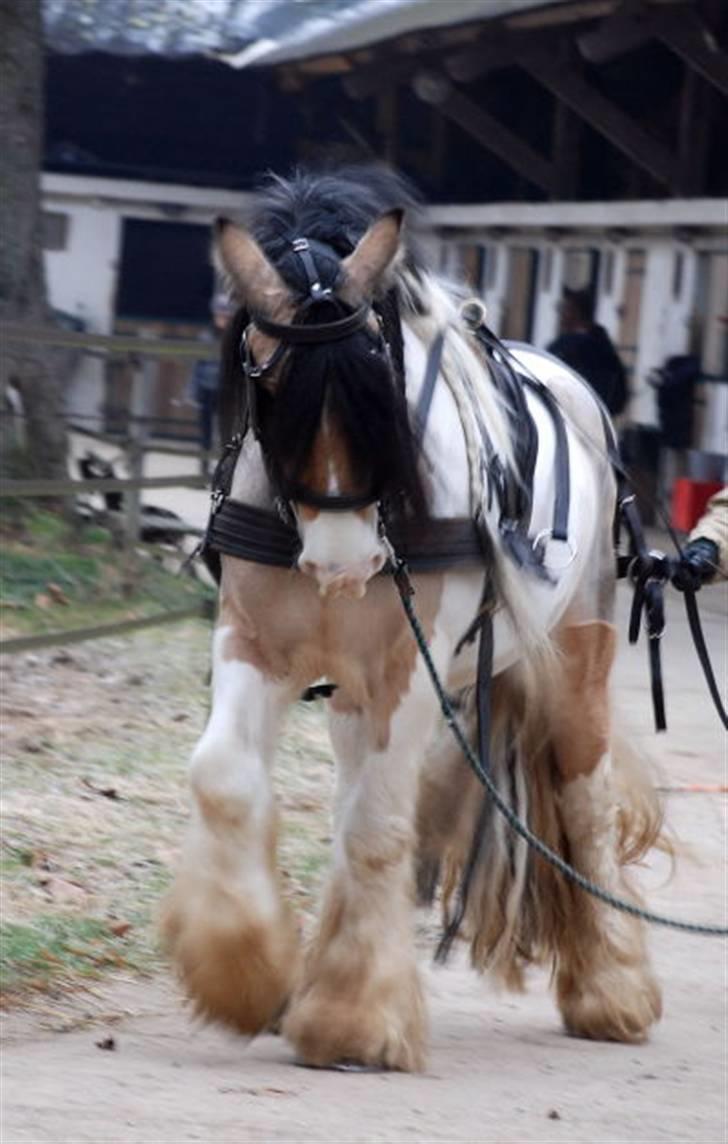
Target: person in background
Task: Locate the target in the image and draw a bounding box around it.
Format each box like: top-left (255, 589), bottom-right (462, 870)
top-left (190, 292), bottom-right (235, 475)
top-left (680, 486), bottom-right (728, 583)
top-left (548, 287), bottom-right (628, 418)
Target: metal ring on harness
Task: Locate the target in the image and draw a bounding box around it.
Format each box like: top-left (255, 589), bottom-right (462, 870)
top-left (532, 528), bottom-right (578, 571)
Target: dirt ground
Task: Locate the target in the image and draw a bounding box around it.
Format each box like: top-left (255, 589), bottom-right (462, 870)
top-left (1, 582), bottom-right (725, 1144)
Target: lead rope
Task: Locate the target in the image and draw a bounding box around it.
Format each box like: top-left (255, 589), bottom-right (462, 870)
top-left (388, 558), bottom-right (727, 937)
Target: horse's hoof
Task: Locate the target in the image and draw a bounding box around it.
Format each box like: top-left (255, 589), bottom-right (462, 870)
top-left (294, 1058), bottom-right (384, 1073)
top-left (283, 975), bottom-right (427, 1073)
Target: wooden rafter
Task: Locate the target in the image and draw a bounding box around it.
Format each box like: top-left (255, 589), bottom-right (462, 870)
top-left (657, 8), bottom-right (728, 97)
top-left (523, 52), bottom-right (677, 188)
top-left (576, 0), bottom-right (652, 63)
top-left (412, 72), bottom-right (555, 195)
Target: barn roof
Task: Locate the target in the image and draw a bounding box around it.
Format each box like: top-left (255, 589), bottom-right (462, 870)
top-left (44, 0), bottom-right (554, 63)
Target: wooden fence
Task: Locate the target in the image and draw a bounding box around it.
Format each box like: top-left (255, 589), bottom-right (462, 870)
top-left (1, 320), bottom-right (219, 656)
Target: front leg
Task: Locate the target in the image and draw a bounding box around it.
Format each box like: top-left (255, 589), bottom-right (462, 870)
top-left (284, 656), bottom-right (445, 1073)
top-left (162, 622), bottom-right (298, 1033)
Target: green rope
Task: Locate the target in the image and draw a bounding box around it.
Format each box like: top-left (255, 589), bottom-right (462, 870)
top-left (395, 567), bottom-right (728, 938)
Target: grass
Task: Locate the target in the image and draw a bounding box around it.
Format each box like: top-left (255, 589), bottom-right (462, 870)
top-left (1, 607), bottom-right (334, 1007)
top-left (0, 508), bottom-right (213, 637)
top-left (0, 508), bottom-right (335, 1007)
top-left (0, 915), bottom-right (144, 997)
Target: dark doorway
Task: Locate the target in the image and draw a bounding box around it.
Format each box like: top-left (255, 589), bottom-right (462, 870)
top-left (116, 218), bottom-right (214, 324)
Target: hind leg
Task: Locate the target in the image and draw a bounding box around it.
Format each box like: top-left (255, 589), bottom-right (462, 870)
top-left (551, 620), bottom-right (661, 1043)
top-left (162, 622), bottom-right (298, 1033)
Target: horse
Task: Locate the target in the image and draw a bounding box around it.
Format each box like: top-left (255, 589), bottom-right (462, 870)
top-left (162, 167), bottom-right (663, 1072)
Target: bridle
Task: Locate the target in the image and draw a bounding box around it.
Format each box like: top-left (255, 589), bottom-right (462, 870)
top-left (238, 235), bottom-right (389, 513)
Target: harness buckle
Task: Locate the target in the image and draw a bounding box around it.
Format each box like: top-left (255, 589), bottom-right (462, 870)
top-left (210, 488), bottom-right (225, 515)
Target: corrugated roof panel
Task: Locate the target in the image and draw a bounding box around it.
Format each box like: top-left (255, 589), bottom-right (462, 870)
top-left (44, 0), bottom-right (557, 62)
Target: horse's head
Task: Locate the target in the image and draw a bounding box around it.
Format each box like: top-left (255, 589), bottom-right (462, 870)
top-left (215, 209), bottom-right (424, 600)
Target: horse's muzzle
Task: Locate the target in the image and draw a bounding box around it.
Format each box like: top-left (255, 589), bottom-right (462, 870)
top-left (298, 553), bottom-right (386, 599)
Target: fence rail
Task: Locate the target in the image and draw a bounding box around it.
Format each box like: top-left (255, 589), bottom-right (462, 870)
top-left (1, 320), bottom-right (218, 657)
top-left (0, 474), bottom-right (207, 498)
top-left (0, 321), bottom-right (219, 359)
top-left (0, 602), bottom-right (214, 657)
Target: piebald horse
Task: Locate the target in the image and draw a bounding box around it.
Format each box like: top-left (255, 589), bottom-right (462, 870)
top-left (163, 169), bottom-right (662, 1071)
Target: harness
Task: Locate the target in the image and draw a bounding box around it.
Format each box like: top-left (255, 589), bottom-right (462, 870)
top-left (198, 232), bottom-right (726, 938)
top-left (201, 235), bottom-right (726, 739)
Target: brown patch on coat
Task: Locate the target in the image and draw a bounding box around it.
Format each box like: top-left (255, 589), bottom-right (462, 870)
top-left (551, 621), bottom-right (616, 780)
top-left (161, 815), bottom-right (299, 1035)
top-left (219, 557), bottom-right (442, 751)
top-left (415, 640), bottom-right (664, 1041)
top-left (294, 405), bottom-right (372, 515)
top-left (162, 891), bottom-right (298, 1033)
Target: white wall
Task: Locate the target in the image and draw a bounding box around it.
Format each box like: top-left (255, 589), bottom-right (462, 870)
top-left (44, 204), bottom-right (120, 419)
top-left (41, 174), bottom-right (252, 421)
top-left (45, 204), bottom-right (120, 334)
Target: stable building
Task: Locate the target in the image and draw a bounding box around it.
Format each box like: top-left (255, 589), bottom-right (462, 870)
top-left (43, 0), bottom-right (727, 461)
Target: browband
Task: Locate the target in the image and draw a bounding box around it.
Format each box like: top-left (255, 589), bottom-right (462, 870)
top-left (251, 304), bottom-right (371, 345)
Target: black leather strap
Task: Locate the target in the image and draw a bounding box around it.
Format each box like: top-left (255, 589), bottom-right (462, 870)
top-left (291, 237), bottom-right (330, 300)
top-left (681, 586), bottom-right (728, 730)
top-left (252, 304), bottom-right (370, 345)
top-left (521, 380), bottom-right (570, 543)
top-left (285, 483), bottom-right (378, 512)
top-left (207, 499), bottom-right (485, 573)
top-left (414, 330), bottom-right (445, 445)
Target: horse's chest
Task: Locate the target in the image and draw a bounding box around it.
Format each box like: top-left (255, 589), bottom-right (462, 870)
top-left (219, 560), bottom-right (444, 708)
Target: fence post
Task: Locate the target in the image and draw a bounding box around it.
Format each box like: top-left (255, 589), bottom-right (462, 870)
top-left (125, 353), bottom-right (154, 548)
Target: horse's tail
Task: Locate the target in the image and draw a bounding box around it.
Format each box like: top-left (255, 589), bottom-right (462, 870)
top-left (415, 669), bottom-right (666, 988)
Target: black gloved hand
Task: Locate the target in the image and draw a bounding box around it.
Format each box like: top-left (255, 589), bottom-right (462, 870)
top-left (674, 537), bottom-right (719, 590)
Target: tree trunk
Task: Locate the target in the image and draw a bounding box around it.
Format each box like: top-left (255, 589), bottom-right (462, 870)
top-left (0, 0), bottom-right (67, 481)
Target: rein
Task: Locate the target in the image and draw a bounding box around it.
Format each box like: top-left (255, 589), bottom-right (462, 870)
top-left (389, 553), bottom-right (728, 938)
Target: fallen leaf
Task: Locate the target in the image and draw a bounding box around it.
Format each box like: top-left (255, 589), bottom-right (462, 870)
top-left (46, 583), bottom-right (70, 606)
top-left (109, 921), bottom-right (132, 938)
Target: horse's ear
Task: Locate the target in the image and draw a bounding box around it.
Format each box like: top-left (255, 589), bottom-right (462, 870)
top-left (213, 218), bottom-right (290, 318)
top-left (340, 209), bottom-right (403, 303)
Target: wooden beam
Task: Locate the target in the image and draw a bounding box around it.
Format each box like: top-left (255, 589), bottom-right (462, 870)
top-left (412, 72), bottom-right (555, 195)
top-left (552, 98), bottom-right (581, 199)
top-left (343, 57), bottom-right (418, 100)
top-left (576, 0), bottom-right (652, 64)
top-left (658, 8), bottom-right (728, 97)
top-left (677, 67), bottom-right (712, 195)
top-left (523, 53), bottom-right (677, 187)
top-left (445, 35), bottom-right (512, 83)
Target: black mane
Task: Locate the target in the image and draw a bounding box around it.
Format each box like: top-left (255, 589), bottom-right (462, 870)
top-left (219, 166), bottom-right (428, 516)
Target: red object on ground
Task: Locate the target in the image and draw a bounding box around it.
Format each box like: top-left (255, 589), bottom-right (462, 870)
top-left (671, 478), bottom-right (723, 532)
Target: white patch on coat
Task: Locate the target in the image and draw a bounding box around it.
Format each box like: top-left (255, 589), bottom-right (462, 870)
top-left (184, 626), bottom-right (290, 920)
